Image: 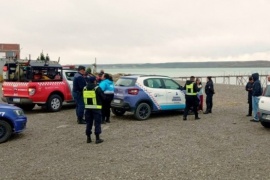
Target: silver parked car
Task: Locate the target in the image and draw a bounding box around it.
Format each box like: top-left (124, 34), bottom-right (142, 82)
top-left (258, 85), bottom-right (270, 128)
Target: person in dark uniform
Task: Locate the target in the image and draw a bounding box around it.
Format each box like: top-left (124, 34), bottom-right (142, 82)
top-left (72, 66), bottom-right (87, 124)
top-left (183, 76), bottom-right (200, 120)
top-left (83, 76), bottom-right (106, 144)
top-left (245, 76), bottom-right (253, 116)
top-left (204, 76), bottom-right (215, 114)
top-left (99, 73), bottom-right (115, 124)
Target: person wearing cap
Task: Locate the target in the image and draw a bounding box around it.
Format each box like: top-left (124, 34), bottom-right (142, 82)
top-left (99, 73), bottom-right (115, 124)
top-left (204, 76), bottom-right (215, 114)
top-left (96, 69), bottom-right (105, 84)
top-left (83, 75), bottom-right (106, 144)
top-left (72, 65), bottom-right (87, 124)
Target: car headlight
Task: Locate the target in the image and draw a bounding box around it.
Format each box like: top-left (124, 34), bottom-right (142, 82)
top-left (14, 109), bottom-right (25, 116)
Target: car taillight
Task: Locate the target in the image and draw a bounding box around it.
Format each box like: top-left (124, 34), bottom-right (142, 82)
top-left (128, 88), bottom-right (139, 95)
top-left (3, 66), bottom-right (8, 71)
top-left (28, 88), bottom-right (36, 96)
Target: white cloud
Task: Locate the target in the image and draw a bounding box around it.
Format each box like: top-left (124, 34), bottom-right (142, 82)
top-left (1, 0), bottom-right (270, 64)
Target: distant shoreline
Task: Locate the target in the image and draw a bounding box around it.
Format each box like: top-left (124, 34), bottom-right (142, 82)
top-left (81, 60), bottom-right (270, 69)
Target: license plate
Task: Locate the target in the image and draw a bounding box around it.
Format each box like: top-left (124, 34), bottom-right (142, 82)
top-left (13, 98), bottom-right (20, 103)
top-left (113, 99), bottom-right (120, 103)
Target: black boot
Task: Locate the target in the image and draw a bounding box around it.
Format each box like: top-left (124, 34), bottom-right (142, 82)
top-left (195, 116), bottom-right (201, 120)
top-left (106, 117), bottom-right (110, 123)
top-left (77, 118), bottom-right (86, 124)
top-left (95, 134), bottom-right (104, 144)
top-left (87, 136), bottom-right (92, 143)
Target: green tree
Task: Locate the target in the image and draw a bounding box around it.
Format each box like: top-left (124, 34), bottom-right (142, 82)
top-left (37, 51), bottom-right (48, 61)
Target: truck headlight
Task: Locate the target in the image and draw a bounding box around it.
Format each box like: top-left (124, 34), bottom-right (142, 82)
top-left (14, 109), bottom-right (24, 116)
top-left (28, 88), bottom-right (36, 96)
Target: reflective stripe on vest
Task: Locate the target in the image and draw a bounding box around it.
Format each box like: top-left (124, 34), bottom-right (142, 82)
top-left (83, 86), bottom-right (102, 109)
top-left (186, 83), bottom-right (197, 95)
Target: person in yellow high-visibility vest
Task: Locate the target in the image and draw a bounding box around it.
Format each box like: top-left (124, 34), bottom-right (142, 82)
top-left (183, 76), bottom-right (200, 120)
top-left (83, 76), bottom-right (106, 144)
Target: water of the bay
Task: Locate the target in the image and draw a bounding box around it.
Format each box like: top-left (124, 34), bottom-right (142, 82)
top-left (97, 67), bottom-right (270, 85)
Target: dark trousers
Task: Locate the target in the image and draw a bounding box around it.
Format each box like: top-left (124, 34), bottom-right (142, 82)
top-left (248, 96), bottom-right (252, 115)
top-left (184, 96), bottom-right (199, 118)
top-left (206, 94), bottom-right (213, 112)
top-left (72, 91), bottom-right (85, 120)
top-left (102, 94), bottom-right (114, 120)
top-left (85, 109), bottom-right (102, 136)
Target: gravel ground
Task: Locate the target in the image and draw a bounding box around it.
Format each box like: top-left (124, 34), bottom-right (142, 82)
top-left (1, 82), bottom-right (270, 180)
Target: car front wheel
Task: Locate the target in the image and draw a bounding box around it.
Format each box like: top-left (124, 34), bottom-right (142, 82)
top-left (0, 121), bottom-right (12, 143)
top-left (261, 121), bottom-right (270, 128)
top-left (134, 103), bottom-right (151, 120)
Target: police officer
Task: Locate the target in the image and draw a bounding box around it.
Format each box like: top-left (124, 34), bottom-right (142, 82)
top-left (72, 66), bottom-right (87, 124)
top-left (83, 76), bottom-right (106, 144)
top-left (183, 76), bottom-right (200, 120)
top-left (204, 76), bottom-right (215, 114)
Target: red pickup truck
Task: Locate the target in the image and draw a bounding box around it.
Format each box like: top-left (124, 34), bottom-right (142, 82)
top-left (1, 59), bottom-right (77, 112)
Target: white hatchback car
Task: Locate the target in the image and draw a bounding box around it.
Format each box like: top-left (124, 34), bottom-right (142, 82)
top-left (258, 85), bottom-right (270, 128)
top-left (111, 75), bottom-right (186, 120)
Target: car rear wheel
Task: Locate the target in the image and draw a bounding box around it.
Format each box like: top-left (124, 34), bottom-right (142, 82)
top-left (0, 121), bottom-right (12, 143)
top-left (46, 94), bottom-right (62, 112)
top-left (111, 108), bottom-right (126, 116)
top-left (134, 103), bottom-right (151, 120)
top-left (261, 121), bottom-right (270, 128)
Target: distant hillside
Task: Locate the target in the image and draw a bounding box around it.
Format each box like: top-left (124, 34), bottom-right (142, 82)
top-left (88, 60), bottom-right (270, 69)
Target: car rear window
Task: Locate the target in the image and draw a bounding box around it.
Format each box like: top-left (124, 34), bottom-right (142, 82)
top-left (115, 78), bottom-right (136, 87)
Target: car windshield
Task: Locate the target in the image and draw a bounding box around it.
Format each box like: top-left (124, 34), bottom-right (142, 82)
top-left (264, 85), bottom-right (270, 97)
top-left (115, 78), bottom-right (136, 87)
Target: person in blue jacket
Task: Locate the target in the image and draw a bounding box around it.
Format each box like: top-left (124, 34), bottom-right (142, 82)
top-left (99, 73), bottom-right (115, 124)
top-left (72, 66), bottom-right (87, 124)
top-left (250, 73), bottom-right (262, 122)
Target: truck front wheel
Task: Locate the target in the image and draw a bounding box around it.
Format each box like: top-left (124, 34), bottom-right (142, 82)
top-left (46, 94), bottom-right (62, 112)
top-left (0, 121), bottom-right (12, 143)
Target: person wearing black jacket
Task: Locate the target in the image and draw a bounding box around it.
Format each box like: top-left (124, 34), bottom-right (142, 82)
top-left (204, 76), bottom-right (215, 114)
top-left (245, 76), bottom-right (253, 116)
top-left (84, 76), bottom-right (107, 144)
top-left (72, 66), bottom-right (87, 124)
top-left (183, 76), bottom-right (200, 120)
top-left (250, 73), bottom-right (262, 122)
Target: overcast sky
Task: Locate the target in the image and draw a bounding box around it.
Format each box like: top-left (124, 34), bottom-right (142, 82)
top-left (1, 0), bottom-right (270, 64)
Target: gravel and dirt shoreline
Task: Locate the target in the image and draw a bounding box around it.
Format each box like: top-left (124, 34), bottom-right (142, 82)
top-left (1, 82), bottom-right (270, 180)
